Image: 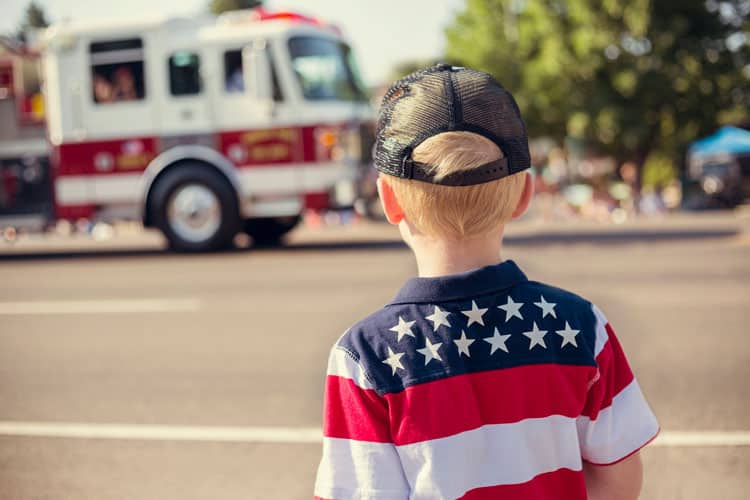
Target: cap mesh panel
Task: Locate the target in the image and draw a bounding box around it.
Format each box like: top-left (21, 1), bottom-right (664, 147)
top-left (374, 64), bottom-right (531, 183)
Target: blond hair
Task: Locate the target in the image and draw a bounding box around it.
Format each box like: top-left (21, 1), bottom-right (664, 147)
top-left (383, 131), bottom-right (526, 239)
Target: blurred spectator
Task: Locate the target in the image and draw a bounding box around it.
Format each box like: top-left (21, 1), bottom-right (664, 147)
top-left (226, 67), bottom-right (244, 92)
top-left (93, 73), bottom-right (114, 103)
top-left (113, 67), bottom-right (138, 101)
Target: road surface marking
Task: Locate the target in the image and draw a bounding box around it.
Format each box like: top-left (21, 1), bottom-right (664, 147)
top-left (0, 299), bottom-right (202, 315)
top-left (0, 422), bottom-right (748, 447)
top-left (0, 422), bottom-right (320, 443)
top-left (652, 431), bottom-right (750, 447)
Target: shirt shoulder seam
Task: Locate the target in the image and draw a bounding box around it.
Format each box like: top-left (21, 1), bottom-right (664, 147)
top-left (334, 344), bottom-right (381, 391)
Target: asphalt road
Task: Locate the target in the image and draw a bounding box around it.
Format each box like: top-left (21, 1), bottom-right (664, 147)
top-left (0, 213), bottom-right (748, 499)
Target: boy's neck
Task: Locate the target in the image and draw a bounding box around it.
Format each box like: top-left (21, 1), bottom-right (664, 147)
top-left (408, 231), bottom-right (505, 278)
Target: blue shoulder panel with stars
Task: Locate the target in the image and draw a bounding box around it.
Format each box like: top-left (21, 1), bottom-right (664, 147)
top-left (336, 261), bottom-right (600, 396)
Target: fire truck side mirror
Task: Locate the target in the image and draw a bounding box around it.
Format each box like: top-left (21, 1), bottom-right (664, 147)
top-left (242, 41), bottom-right (273, 108)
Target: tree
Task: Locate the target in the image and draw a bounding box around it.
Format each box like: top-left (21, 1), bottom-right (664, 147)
top-left (445, 0), bottom-right (750, 172)
top-left (21, 1), bottom-right (49, 29)
top-left (16, 1), bottom-right (49, 39)
top-left (209, 0), bottom-right (263, 15)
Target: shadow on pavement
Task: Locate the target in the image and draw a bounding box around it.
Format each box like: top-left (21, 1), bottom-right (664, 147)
top-left (0, 227), bottom-right (739, 262)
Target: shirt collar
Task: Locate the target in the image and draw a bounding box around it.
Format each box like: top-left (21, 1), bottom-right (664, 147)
top-left (390, 260), bottom-right (528, 305)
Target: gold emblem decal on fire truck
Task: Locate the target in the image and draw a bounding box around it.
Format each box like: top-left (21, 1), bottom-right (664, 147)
top-left (116, 152), bottom-right (155, 170)
top-left (236, 128), bottom-right (297, 164)
top-left (115, 140), bottom-right (155, 170)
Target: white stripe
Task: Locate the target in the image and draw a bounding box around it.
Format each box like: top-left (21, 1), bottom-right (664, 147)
top-left (0, 422), bottom-right (320, 443)
top-left (55, 176), bottom-right (90, 205)
top-left (248, 197), bottom-right (302, 217)
top-left (238, 162), bottom-right (351, 195)
top-left (91, 174), bottom-right (141, 203)
top-left (0, 298), bottom-right (201, 315)
top-left (395, 415), bottom-right (582, 499)
top-left (55, 163), bottom-right (350, 207)
top-left (577, 379), bottom-right (660, 464)
top-left (300, 162), bottom-right (354, 192)
top-left (238, 167), bottom-right (299, 194)
top-left (316, 437), bottom-right (409, 500)
top-left (55, 174), bottom-right (141, 205)
top-left (327, 347), bottom-right (374, 390)
top-left (0, 421), bottom-right (746, 448)
top-left (591, 304), bottom-right (610, 357)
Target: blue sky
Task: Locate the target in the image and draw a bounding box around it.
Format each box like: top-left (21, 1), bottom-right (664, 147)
top-left (2, 0), bottom-right (465, 85)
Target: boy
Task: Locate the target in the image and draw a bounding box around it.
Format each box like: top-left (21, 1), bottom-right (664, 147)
top-left (314, 64), bottom-right (659, 500)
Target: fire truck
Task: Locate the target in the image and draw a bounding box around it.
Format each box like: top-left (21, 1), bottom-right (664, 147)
top-left (0, 8), bottom-right (374, 251)
top-left (0, 37), bottom-right (50, 235)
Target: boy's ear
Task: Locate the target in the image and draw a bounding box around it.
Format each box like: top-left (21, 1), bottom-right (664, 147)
top-left (511, 172), bottom-right (534, 219)
top-left (376, 177), bottom-right (405, 225)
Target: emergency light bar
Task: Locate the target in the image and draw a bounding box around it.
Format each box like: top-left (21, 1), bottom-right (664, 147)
top-left (217, 7), bottom-right (341, 35)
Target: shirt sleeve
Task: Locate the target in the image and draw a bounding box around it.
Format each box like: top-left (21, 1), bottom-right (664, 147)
top-left (314, 345), bottom-right (410, 500)
top-left (577, 305), bottom-right (660, 465)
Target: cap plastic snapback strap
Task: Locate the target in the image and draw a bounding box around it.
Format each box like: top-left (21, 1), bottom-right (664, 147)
top-left (402, 156), bottom-right (511, 186)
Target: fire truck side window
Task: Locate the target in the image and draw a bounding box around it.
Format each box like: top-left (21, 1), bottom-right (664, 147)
top-left (223, 50), bottom-right (244, 93)
top-left (222, 48), bottom-right (283, 101)
top-left (169, 51), bottom-right (201, 96)
top-left (90, 38), bottom-right (146, 104)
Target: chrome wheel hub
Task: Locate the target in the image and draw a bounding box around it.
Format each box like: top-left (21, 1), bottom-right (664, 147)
top-left (167, 184), bottom-right (221, 243)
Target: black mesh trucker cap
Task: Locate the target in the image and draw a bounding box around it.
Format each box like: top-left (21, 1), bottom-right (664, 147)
top-left (374, 63), bottom-right (531, 186)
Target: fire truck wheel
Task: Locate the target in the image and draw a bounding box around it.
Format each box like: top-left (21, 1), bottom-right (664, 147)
top-left (243, 216), bottom-right (301, 246)
top-left (151, 165), bottom-right (240, 252)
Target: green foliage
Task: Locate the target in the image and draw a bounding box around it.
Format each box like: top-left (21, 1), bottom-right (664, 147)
top-left (19, 1), bottom-right (49, 31)
top-left (209, 0), bottom-right (263, 15)
top-left (641, 151), bottom-right (677, 189)
top-left (445, 0), bottom-right (750, 168)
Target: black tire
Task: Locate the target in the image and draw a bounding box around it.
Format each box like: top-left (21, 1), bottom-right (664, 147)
top-left (244, 216), bottom-right (301, 246)
top-left (150, 163), bottom-right (240, 252)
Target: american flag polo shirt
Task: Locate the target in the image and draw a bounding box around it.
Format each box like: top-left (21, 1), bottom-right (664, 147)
top-left (314, 260), bottom-right (659, 500)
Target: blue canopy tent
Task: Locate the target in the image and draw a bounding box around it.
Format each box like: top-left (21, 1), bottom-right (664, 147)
top-left (689, 126), bottom-right (750, 158)
top-left (685, 126), bottom-right (750, 207)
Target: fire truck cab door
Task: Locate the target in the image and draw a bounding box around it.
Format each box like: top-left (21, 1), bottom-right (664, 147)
top-left (157, 49), bottom-right (212, 138)
top-left (212, 40), bottom-right (275, 131)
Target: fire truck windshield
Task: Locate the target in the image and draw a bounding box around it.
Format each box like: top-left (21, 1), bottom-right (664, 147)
top-left (288, 36), bottom-right (367, 102)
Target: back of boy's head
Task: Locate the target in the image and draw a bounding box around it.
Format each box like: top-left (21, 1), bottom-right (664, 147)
top-left (374, 64), bottom-right (532, 240)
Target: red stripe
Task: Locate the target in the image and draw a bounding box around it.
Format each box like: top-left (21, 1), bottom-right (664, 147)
top-left (582, 323), bottom-right (634, 419)
top-left (382, 363), bottom-right (595, 445)
top-left (54, 138), bottom-right (157, 176)
top-left (458, 467), bottom-right (586, 500)
top-left (323, 375), bottom-right (391, 443)
top-left (54, 203), bottom-right (96, 220)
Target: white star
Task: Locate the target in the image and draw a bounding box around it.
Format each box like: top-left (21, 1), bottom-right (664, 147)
top-left (534, 295), bottom-right (557, 318)
top-left (425, 306), bottom-right (451, 331)
top-left (389, 316), bottom-right (416, 341)
top-left (522, 322), bottom-right (548, 350)
top-left (485, 327), bottom-right (512, 354)
top-left (453, 330), bottom-right (475, 357)
top-left (417, 338), bottom-right (443, 365)
top-left (498, 296), bottom-right (524, 322)
top-left (382, 347), bottom-right (405, 374)
top-left (556, 321), bottom-right (580, 348)
top-left (462, 300), bottom-right (488, 326)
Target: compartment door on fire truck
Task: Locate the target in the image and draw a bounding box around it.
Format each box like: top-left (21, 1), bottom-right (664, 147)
top-left (157, 48), bottom-right (212, 139)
